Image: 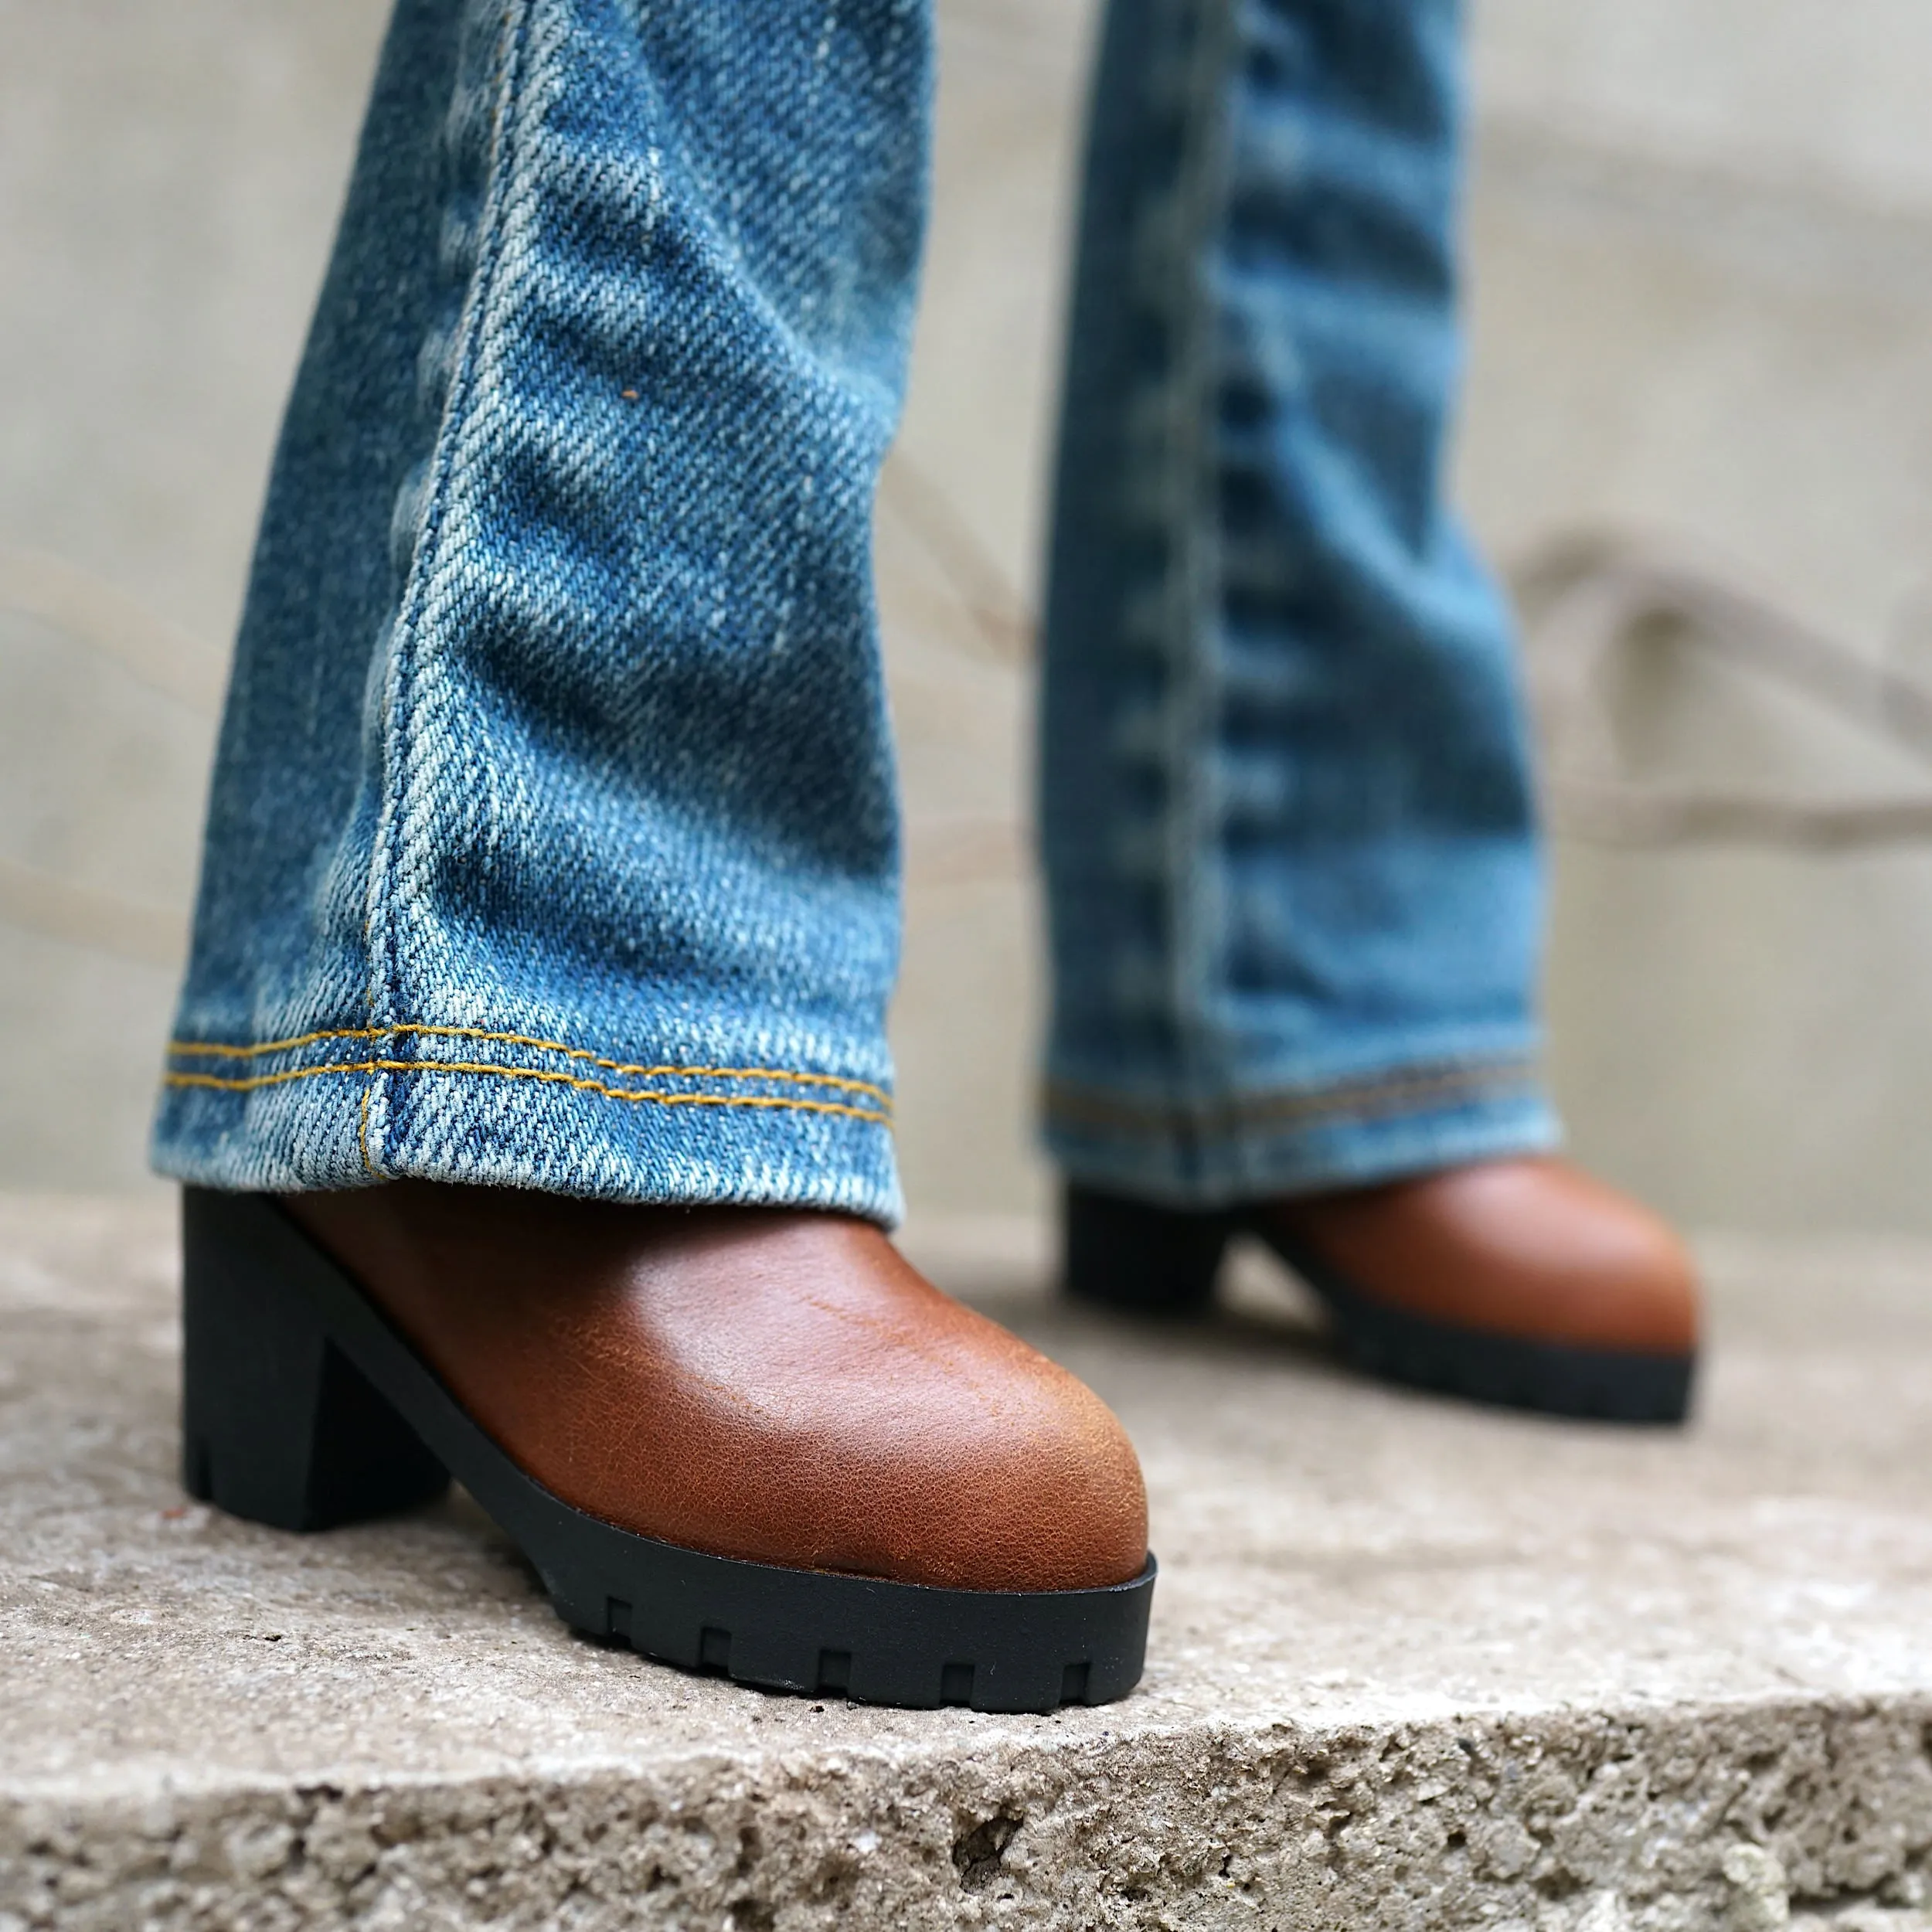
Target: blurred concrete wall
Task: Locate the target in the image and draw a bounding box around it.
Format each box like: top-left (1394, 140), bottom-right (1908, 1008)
top-left (1468, 3), bottom-right (1932, 1235)
top-left (7, 0), bottom-right (1932, 1235)
top-left (0, 0), bottom-right (392, 1189)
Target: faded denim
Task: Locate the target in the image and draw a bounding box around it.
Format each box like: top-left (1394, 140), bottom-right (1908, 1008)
top-left (154, 0), bottom-right (927, 1222)
top-left (156, 0), bottom-right (1556, 1224)
top-left (1040, 0), bottom-right (1558, 1206)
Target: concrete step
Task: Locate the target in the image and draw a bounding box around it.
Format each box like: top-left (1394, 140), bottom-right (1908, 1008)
top-left (4, 1196), bottom-right (1932, 1930)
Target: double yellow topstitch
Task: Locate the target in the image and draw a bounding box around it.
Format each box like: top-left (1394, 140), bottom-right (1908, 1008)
top-left (164, 1022), bottom-right (894, 1128)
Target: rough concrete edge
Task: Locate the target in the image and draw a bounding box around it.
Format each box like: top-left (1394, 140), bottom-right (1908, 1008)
top-left (6, 1692), bottom-right (1932, 1930)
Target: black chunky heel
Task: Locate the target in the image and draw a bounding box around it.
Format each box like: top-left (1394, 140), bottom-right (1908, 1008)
top-left (182, 1190), bottom-right (449, 1531)
top-left (1062, 1184), bottom-right (1230, 1315)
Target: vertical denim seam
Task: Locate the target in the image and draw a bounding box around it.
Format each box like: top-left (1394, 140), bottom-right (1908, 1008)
top-left (362, 0), bottom-right (536, 1174)
top-left (1150, 0), bottom-right (1238, 1148)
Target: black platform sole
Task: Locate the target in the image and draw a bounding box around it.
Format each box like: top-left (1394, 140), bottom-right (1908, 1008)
top-left (1063, 1184), bottom-right (1694, 1425)
top-left (181, 1188), bottom-right (1156, 1711)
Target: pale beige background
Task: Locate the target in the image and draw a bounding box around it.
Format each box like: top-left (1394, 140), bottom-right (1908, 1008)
top-left (6, 0), bottom-right (1932, 1235)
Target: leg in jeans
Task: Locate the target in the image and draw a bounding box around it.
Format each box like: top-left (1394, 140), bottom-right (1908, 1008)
top-left (155, 0), bottom-right (917, 1219)
top-left (1043, 0), bottom-right (1699, 1419)
top-left (155, 0), bottom-right (1151, 1710)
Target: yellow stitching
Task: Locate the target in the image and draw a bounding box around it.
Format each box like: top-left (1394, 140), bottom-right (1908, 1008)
top-left (358, 1083), bottom-right (376, 1178)
top-left (171, 1026), bottom-right (381, 1056)
top-left (166, 1022), bottom-right (890, 1106)
top-left (163, 1058), bottom-right (892, 1127)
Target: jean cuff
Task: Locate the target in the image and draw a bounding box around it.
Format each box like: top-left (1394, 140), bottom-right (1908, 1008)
top-left (151, 1020), bottom-right (902, 1225)
top-left (1043, 1055), bottom-right (1561, 1209)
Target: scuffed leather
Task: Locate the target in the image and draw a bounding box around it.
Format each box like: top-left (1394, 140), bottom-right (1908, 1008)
top-left (1262, 1156), bottom-right (1700, 1355)
top-left (283, 1184), bottom-right (1148, 1593)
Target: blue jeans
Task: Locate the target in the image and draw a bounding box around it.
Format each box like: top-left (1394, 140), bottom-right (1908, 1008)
top-left (1041, 0), bottom-right (1555, 1205)
top-left (153, 0), bottom-right (1556, 1223)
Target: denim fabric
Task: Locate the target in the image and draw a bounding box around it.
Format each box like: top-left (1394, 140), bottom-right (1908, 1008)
top-left (1039, 0), bottom-right (1560, 1206)
top-left (152, 0), bottom-right (930, 1222)
top-left (158, 0), bottom-right (1555, 1223)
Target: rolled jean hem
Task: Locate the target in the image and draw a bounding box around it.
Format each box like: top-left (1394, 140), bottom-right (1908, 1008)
top-left (1043, 1058), bottom-right (1561, 1210)
top-left (152, 1022), bottom-right (902, 1224)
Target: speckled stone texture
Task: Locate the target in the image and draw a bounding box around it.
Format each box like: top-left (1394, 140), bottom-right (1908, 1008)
top-left (6, 1198), bottom-right (1932, 1930)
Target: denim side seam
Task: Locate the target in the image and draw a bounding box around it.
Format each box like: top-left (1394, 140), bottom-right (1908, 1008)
top-left (1141, 0), bottom-right (1238, 1107)
top-left (361, 0), bottom-right (532, 1179)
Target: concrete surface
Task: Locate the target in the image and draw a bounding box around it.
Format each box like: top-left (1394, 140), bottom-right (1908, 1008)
top-left (8, 1196), bottom-right (1932, 1929)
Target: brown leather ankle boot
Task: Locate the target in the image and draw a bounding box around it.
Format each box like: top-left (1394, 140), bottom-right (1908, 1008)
top-left (1064, 1156), bottom-right (1700, 1423)
top-left (179, 1182), bottom-right (1154, 1710)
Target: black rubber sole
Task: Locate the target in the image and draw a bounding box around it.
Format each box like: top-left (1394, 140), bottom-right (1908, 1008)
top-left (1063, 1184), bottom-right (1695, 1425)
top-left (181, 1187), bottom-right (1155, 1711)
